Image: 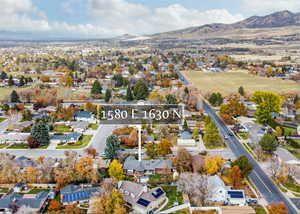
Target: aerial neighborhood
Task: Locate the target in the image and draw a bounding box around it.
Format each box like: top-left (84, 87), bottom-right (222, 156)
top-left (0, 4), bottom-right (299, 214)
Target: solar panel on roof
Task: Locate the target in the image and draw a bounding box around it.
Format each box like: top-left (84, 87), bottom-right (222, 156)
top-left (137, 198), bottom-right (150, 207)
top-left (152, 188), bottom-right (164, 198)
top-left (228, 191), bottom-right (244, 199)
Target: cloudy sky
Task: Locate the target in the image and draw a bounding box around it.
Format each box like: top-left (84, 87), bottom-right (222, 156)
top-left (1, 0), bottom-right (300, 38)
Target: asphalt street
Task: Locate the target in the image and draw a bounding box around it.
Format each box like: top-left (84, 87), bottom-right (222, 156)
top-left (177, 69), bottom-right (299, 213)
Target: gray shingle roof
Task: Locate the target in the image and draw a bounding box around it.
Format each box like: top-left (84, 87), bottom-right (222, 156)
top-left (123, 157), bottom-right (172, 171)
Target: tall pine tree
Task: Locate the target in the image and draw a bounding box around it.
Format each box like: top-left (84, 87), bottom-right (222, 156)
top-left (126, 86), bottom-right (133, 101)
top-left (31, 120), bottom-right (50, 145)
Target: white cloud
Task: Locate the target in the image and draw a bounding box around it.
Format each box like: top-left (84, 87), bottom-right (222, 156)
top-left (242, 0), bottom-right (300, 14)
top-left (87, 0), bottom-right (244, 35)
top-left (0, 0), bottom-right (244, 38)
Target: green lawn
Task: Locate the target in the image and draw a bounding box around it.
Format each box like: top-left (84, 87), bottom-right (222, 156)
top-left (7, 144), bottom-right (29, 149)
top-left (283, 180), bottom-right (300, 193)
top-left (284, 127), bottom-right (297, 136)
top-left (0, 117), bottom-right (6, 123)
top-left (238, 132), bottom-right (249, 140)
top-left (0, 144), bottom-right (8, 149)
top-left (0, 187), bottom-right (9, 193)
top-left (54, 124), bottom-right (72, 132)
top-left (161, 185), bottom-right (183, 210)
top-left (183, 71), bottom-right (300, 95)
top-left (56, 135), bottom-right (92, 149)
top-left (6, 144), bottom-right (48, 149)
top-left (89, 123), bottom-right (99, 130)
top-left (28, 188), bottom-right (50, 194)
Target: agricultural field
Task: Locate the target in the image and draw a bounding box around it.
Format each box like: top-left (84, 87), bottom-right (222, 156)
top-left (183, 71), bottom-right (300, 95)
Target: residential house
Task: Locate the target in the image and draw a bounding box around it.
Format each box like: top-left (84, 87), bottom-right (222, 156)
top-left (0, 133), bottom-right (29, 144)
top-left (208, 175), bottom-right (246, 206)
top-left (177, 131), bottom-right (196, 147)
top-left (0, 192), bottom-right (50, 214)
top-left (60, 184), bottom-right (101, 205)
top-left (75, 111), bottom-right (97, 123)
top-left (69, 121), bottom-right (89, 133)
top-left (51, 132), bottom-right (82, 145)
top-left (123, 156), bottom-right (173, 177)
top-left (14, 156), bottom-right (37, 170)
top-left (118, 181), bottom-right (167, 214)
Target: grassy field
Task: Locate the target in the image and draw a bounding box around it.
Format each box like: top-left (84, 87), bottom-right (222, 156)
top-left (183, 71), bottom-right (300, 95)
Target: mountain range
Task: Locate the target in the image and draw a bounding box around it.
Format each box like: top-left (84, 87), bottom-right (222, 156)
top-left (0, 10), bottom-right (300, 41)
top-left (150, 10), bottom-right (300, 40)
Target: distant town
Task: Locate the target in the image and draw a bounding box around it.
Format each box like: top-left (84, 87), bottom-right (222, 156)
top-left (0, 5), bottom-right (299, 214)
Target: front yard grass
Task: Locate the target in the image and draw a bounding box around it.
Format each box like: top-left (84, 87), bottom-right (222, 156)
top-left (7, 144), bottom-right (48, 149)
top-left (89, 123), bottom-right (99, 130)
top-left (0, 144), bottom-right (8, 149)
top-left (238, 132), bottom-right (249, 140)
top-left (28, 188), bottom-right (50, 194)
top-left (282, 179), bottom-right (300, 193)
top-left (161, 185), bottom-right (183, 210)
top-left (0, 117), bottom-right (7, 123)
top-left (56, 135), bottom-right (92, 149)
top-left (54, 124), bottom-right (72, 133)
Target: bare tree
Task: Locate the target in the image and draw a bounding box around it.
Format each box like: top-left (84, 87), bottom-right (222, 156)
top-left (268, 157), bottom-right (281, 179)
top-left (177, 173), bottom-right (209, 206)
top-left (16, 205), bottom-right (36, 214)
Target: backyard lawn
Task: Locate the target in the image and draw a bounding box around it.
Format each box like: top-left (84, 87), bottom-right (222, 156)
top-left (183, 71), bottom-right (299, 95)
top-left (56, 135), bottom-right (92, 149)
top-left (28, 188), bottom-right (50, 194)
top-left (54, 124), bottom-right (72, 133)
top-left (161, 185), bottom-right (183, 210)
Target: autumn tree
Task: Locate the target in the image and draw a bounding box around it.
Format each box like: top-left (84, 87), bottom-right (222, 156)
top-left (85, 147), bottom-right (98, 158)
top-left (231, 156), bottom-right (253, 178)
top-left (204, 156), bottom-right (225, 175)
top-left (48, 200), bottom-right (61, 212)
top-left (220, 94), bottom-right (247, 124)
top-left (108, 160), bottom-right (124, 180)
top-left (203, 117), bottom-right (223, 148)
top-left (252, 91), bottom-right (283, 124)
top-left (75, 156), bottom-right (98, 183)
top-left (27, 136), bottom-right (39, 148)
top-left (157, 139), bottom-right (173, 156)
top-left (275, 126), bottom-right (283, 137)
top-left (65, 203), bottom-right (84, 214)
top-left (125, 129), bottom-right (138, 146)
top-left (268, 202), bottom-right (288, 214)
top-left (230, 165), bottom-right (242, 189)
top-left (145, 143), bottom-right (157, 159)
top-left (173, 148), bottom-right (192, 173)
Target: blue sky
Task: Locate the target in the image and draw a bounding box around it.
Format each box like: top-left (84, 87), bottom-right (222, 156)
top-left (1, 0), bottom-right (299, 38)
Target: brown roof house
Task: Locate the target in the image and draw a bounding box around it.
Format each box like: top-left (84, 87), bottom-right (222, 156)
top-left (118, 181), bottom-right (167, 214)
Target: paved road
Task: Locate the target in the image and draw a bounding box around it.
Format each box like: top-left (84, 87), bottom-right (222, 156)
top-left (2, 125), bottom-right (116, 159)
top-left (177, 69), bottom-right (299, 213)
top-left (0, 114), bottom-right (21, 133)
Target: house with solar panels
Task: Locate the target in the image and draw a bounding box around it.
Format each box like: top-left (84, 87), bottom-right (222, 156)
top-left (118, 181), bottom-right (167, 214)
top-left (60, 184), bottom-right (101, 205)
top-left (207, 175), bottom-right (246, 206)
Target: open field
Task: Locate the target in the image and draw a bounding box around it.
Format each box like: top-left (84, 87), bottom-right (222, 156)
top-left (183, 71), bottom-right (300, 95)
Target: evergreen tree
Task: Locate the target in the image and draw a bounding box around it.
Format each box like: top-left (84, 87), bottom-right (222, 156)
top-left (10, 90), bottom-right (19, 102)
top-left (165, 94), bottom-right (177, 104)
top-left (231, 156), bottom-right (253, 178)
top-left (8, 75), bottom-right (14, 86)
top-left (183, 119), bottom-right (189, 131)
top-left (259, 134), bottom-right (278, 153)
top-left (0, 71), bottom-right (7, 80)
top-left (104, 135), bottom-right (120, 160)
top-left (133, 80), bottom-right (149, 100)
top-left (238, 86), bottom-right (245, 96)
top-left (105, 89), bottom-right (112, 103)
top-left (19, 76), bottom-right (25, 87)
top-left (112, 74), bottom-right (124, 87)
top-left (31, 120), bottom-right (50, 145)
top-left (126, 86), bottom-right (133, 101)
top-left (91, 80), bottom-right (102, 95)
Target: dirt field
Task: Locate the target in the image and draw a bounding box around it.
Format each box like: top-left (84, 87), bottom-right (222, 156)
top-left (182, 71), bottom-right (300, 95)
